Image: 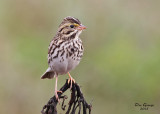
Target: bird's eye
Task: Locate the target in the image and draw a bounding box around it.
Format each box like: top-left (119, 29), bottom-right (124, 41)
top-left (70, 25), bottom-right (74, 28)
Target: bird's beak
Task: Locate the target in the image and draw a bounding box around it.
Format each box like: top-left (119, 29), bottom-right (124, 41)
top-left (77, 24), bottom-right (86, 30)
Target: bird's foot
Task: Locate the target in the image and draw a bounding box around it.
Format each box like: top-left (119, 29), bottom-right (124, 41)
top-left (55, 90), bottom-right (62, 102)
top-left (68, 77), bottom-right (75, 89)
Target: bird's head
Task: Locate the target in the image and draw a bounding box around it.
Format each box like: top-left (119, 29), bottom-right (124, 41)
top-left (58, 16), bottom-right (86, 39)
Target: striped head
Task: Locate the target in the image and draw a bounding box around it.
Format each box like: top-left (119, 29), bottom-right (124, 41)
top-left (58, 16), bottom-right (86, 39)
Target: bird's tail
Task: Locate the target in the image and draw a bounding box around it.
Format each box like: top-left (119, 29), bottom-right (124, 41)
top-left (41, 67), bottom-right (55, 79)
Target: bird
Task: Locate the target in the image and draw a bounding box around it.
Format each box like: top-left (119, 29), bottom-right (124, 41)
top-left (41, 16), bottom-right (86, 100)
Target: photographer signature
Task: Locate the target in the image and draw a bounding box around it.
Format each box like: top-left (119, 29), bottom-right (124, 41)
top-left (135, 103), bottom-right (154, 110)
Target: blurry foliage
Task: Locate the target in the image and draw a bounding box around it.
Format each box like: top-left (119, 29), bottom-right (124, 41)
top-left (0, 0), bottom-right (160, 114)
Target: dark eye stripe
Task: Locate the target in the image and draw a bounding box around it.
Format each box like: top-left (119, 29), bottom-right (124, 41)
top-left (66, 31), bottom-right (73, 34)
top-left (59, 27), bottom-right (64, 32)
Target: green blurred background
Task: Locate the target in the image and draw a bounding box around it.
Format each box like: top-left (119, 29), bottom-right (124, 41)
top-left (0, 0), bottom-right (160, 114)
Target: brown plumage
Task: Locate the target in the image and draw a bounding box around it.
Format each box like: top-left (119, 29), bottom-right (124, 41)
top-left (41, 16), bottom-right (86, 100)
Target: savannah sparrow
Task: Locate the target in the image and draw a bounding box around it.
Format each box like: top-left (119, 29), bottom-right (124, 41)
top-left (41, 16), bottom-right (86, 99)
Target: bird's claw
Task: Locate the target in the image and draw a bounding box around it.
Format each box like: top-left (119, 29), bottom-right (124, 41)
top-left (55, 90), bottom-right (62, 103)
top-left (68, 77), bottom-right (75, 89)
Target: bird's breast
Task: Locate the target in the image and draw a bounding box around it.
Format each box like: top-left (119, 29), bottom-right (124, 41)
top-left (48, 38), bottom-right (84, 75)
